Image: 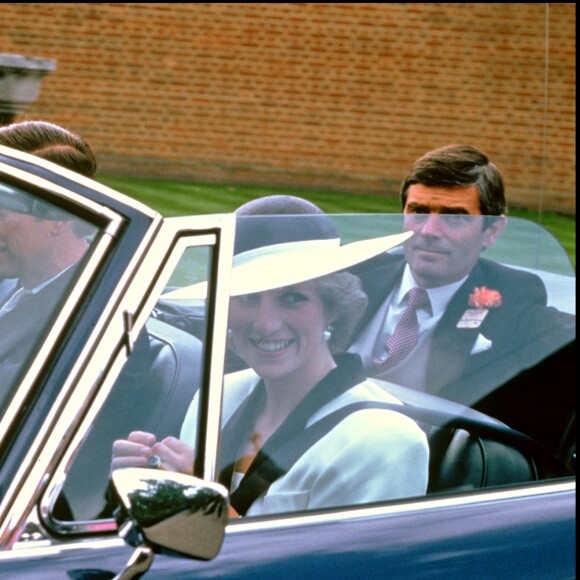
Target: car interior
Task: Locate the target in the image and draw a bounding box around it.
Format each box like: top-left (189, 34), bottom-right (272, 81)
top-left (58, 317), bottom-right (204, 521)
top-left (56, 309), bottom-right (574, 524)
top-left (51, 214), bottom-right (575, 526)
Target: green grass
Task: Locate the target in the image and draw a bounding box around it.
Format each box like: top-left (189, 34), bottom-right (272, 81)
top-left (97, 175), bottom-right (575, 268)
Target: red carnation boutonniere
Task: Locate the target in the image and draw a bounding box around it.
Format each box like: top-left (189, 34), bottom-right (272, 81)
top-left (468, 286), bottom-right (502, 309)
top-left (457, 286), bottom-right (502, 328)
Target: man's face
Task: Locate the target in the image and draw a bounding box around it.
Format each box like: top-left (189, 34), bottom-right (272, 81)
top-left (402, 184), bottom-right (505, 288)
top-left (0, 209), bottom-right (56, 286)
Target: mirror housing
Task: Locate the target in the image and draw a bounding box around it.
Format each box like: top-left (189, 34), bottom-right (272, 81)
top-left (112, 468), bottom-right (229, 560)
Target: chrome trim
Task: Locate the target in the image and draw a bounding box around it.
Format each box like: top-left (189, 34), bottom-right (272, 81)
top-left (189, 215), bottom-right (236, 482)
top-left (116, 545), bottom-right (155, 580)
top-left (0, 146), bottom-right (158, 218)
top-left (1, 537), bottom-right (126, 559)
top-left (226, 479), bottom-right (576, 533)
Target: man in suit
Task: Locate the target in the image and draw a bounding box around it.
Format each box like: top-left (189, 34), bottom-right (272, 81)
top-left (0, 186), bottom-right (92, 394)
top-left (0, 120), bottom-right (97, 301)
top-left (0, 121), bottom-right (97, 403)
top-left (348, 144), bottom-right (575, 407)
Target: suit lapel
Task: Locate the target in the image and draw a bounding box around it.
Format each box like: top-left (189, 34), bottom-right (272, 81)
top-left (0, 267), bottom-right (79, 360)
top-left (353, 254), bottom-right (406, 340)
top-left (426, 265), bottom-right (486, 396)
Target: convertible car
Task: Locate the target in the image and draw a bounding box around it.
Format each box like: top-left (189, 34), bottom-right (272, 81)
top-left (0, 146), bottom-right (575, 578)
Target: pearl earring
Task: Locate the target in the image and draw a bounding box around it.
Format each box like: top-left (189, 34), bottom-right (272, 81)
top-left (227, 328), bottom-right (232, 340)
top-left (322, 324), bottom-right (333, 342)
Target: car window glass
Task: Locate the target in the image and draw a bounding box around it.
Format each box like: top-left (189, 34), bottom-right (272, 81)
top-left (0, 181), bottom-right (100, 416)
top-left (51, 213), bottom-right (574, 528)
top-left (55, 241), bottom-right (212, 523)
top-left (212, 214), bottom-right (574, 517)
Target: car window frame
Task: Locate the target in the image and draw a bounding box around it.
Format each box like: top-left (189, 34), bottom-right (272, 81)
top-left (0, 166), bottom-right (125, 444)
top-left (33, 214), bottom-right (235, 539)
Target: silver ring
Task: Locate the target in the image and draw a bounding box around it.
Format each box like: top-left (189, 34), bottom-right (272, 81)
top-left (147, 454), bottom-right (161, 469)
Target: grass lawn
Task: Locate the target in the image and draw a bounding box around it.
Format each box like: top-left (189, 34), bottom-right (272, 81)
top-left (97, 175), bottom-right (576, 269)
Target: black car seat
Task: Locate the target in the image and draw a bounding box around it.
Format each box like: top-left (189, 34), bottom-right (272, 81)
top-left (426, 426), bottom-right (538, 493)
top-left (375, 381), bottom-right (570, 495)
top-left (57, 316), bottom-right (203, 521)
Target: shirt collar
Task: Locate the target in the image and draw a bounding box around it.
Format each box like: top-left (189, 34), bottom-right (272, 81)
top-left (24, 262), bottom-right (77, 295)
top-left (399, 264), bottom-right (467, 317)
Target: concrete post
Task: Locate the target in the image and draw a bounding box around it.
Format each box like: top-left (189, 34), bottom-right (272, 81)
top-left (0, 53), bottom-right (57, 125)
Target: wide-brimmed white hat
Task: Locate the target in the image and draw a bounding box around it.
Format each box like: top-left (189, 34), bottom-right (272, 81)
top-left (166, 213), bottom-right (411, 299)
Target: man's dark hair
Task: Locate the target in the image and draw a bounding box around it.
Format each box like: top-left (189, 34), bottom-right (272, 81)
top-left (0, 120), bottom-right (97, 178)
top-left (400, 144), bottom-right (506, 216)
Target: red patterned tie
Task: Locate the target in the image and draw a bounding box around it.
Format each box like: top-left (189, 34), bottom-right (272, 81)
top-left (373, 287), bottom-right (430, 370)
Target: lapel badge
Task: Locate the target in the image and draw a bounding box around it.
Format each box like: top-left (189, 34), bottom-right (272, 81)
top-left (457, 308), bottom-right (489, 328)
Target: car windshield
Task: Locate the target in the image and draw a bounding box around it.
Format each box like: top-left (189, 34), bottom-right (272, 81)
top-left (0, 182), bottom-right (100, 414)
top-left (42, 212), bottom-right (576, 524)
top-left (161, 213), bottom-right (575, 512)
top-left (213, 213), bottom-right (576, 404)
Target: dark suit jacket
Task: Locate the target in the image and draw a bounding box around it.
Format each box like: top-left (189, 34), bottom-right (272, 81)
top-left (352, 253), bottom-right (575, 405)
top-left (0, 267), bottom-right (78, 403)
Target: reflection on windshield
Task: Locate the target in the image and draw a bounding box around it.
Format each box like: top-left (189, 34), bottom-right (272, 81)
top-left (0, 182), bottom-right (99, 412)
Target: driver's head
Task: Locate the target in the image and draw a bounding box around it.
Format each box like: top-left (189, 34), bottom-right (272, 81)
top-left (0, 120), bottom-right (97, 178)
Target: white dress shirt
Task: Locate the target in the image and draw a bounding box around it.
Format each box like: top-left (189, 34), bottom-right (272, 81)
top-left (350, 265), bottom-right (467, 388)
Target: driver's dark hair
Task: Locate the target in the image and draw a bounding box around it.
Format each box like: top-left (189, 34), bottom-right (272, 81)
top-left (400, 145), bottom-right (507, 221)
top-left (0, 120), bottom-right (97, 178)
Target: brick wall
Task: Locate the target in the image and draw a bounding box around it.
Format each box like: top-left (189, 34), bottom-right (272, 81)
top-left (0, 3), bottom-right (575, 214)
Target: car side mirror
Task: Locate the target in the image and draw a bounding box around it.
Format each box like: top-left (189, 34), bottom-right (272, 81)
top-left (111, 468), bottom-right (229, 561)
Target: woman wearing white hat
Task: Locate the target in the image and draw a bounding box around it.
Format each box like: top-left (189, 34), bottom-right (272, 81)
top-left (112, 196), bottom-right (429, 517)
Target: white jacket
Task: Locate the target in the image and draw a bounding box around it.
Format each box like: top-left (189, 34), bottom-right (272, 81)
top-left (181, 368), bottom-right (429, 516)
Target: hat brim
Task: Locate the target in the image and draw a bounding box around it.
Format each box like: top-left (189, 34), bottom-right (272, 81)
top-left (164, 230), bottom-right (412, 300)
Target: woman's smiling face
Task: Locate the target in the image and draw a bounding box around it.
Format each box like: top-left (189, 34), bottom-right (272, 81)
top-left (228, 281), bottom-right (331, 383)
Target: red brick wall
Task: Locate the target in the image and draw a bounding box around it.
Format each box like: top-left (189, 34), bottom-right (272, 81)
top-left (0, 3), bottom-right (575, 214)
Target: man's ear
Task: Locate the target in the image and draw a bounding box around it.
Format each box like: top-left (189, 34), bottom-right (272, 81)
top-left (482, 215), bottom-right (507, 249)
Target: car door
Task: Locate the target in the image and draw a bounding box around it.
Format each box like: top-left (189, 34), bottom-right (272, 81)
top-left (0, 150), bottom-right (235, 571)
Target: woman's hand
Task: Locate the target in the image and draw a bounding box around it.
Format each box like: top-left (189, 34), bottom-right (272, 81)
top-left (112, 430), bottom-right (194, 475)
top-left (112, 431), bottom-right (156, 470)
top-left (149, 436), bottom-right (195, 474)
